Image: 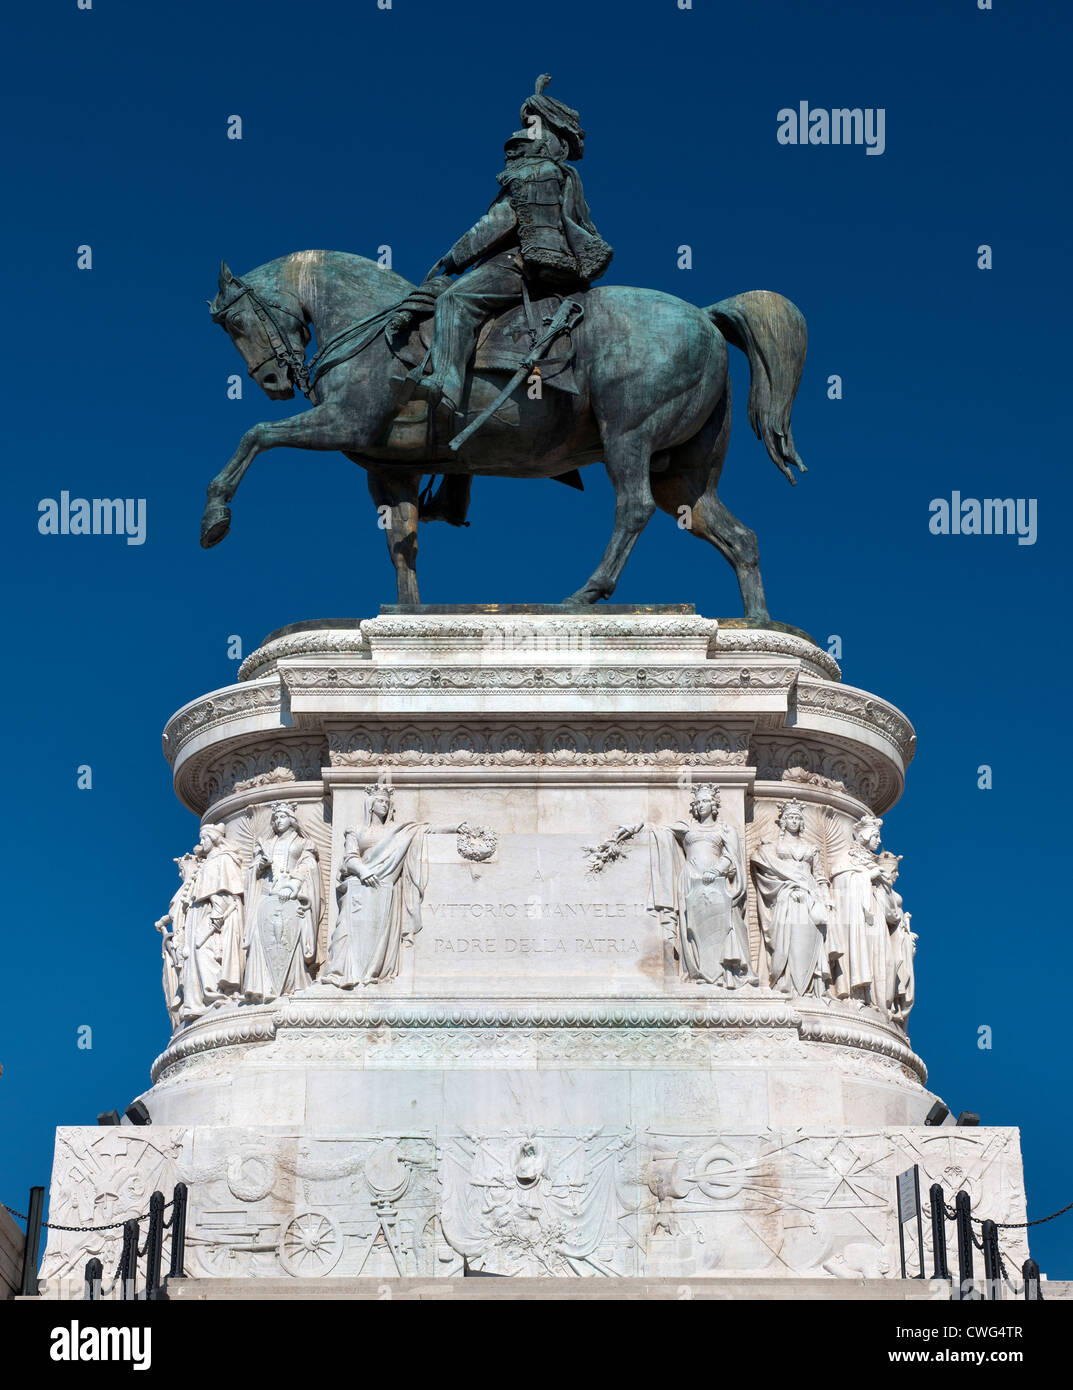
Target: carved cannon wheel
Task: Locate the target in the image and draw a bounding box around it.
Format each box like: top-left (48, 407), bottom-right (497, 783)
top-left (278, 1210), bottom-right (343, 1277)
top-left (193, 1238), bottom-right (239, 1277)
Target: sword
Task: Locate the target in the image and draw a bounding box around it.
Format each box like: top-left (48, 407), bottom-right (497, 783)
top-left (447, 298), bottom-right (584, 452)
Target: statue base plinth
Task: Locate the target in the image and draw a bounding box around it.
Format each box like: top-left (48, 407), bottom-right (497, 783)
top-left (40, 612), bottom-right (1030, 1288)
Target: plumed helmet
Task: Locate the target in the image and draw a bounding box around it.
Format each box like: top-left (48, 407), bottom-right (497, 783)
top-left (519, 74), bottom-right (586, 160)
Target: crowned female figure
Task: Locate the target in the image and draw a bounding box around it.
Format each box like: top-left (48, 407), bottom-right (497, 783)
top-left (751, 799), bottom-right (832, 997)
top-left (648, 784), bottom-right (757, 987)
top-left (242, 801), bottom-right (321, 1004)
top-left (321, 785), bottom-right (458, 987)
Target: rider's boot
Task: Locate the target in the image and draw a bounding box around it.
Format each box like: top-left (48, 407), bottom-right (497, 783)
top-left (419, 476), bottom-right (472, 527)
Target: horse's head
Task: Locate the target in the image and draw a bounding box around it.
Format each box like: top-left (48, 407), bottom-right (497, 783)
top-left (208, 261), bottom-right (311, 401)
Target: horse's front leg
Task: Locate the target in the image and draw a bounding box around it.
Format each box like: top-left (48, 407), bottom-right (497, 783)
top-left (201, 405), bottom-right (356, 548)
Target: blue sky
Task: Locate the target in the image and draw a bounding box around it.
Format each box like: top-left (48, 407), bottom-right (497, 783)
top-left (1, 0), bottom-right (1070, 1276)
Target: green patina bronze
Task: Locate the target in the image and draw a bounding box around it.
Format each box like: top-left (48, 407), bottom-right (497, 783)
top-left (202, 76), bottom-right (807, 617)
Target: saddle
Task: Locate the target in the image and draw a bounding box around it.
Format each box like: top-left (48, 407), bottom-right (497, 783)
top-left (395, 289), bottom-right (582, 396)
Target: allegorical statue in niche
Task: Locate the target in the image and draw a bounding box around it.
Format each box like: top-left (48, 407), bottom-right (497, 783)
top-left (823, 810), bottom-right (907, 1012)
top-left (181, 823), bottom-right (246, 1020)
top-left (888, 909), bottom-right (917, 1025)
top-left (155, 850), bottom-right (197, 1031)
top-left (242, 801), bottom-right (321, 1004)
top-left (850, 831), bottom-right (916, 1024)
top-left (648, 785), bottom-right (758, 988)
top-left (321, 785), bottom-right (465, 987)
top-left (751, 799), bottom-right (832, 997)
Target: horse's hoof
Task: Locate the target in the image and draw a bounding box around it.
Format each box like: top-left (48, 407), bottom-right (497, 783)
top-left (562, 586), bottom-right (604, 606)
top-left (200, 504), bottom-right (232, 549)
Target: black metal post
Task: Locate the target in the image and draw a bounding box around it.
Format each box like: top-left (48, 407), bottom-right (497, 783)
top-left (144, 1191), bottom-right (164, 1300)
top-left (913, 1166), bottom-right (926, 1278)
top-left (18, 1186), bottom-right (45, 1297)
top-left (83, 1257), bottom-right (103, 1301)
top-left (981, 1219), bottom-right (1001, 1300)
top-left (930, 1183), bottom-right (950, 1281)
top-left (119, 1218), bottom-right (139, 1301)
top-left (1022, 1258), bottom-right (1041, 1301)
top-left (955, 1189), bottom-right (976, 1300)
top-left (897, 1193), bottom-right (907, 1278)
top-left (167, 1182), bottom-right (188, 1281)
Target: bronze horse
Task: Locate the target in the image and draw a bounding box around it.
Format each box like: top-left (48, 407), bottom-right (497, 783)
top-left (203, 251), bottom-right (807, 616)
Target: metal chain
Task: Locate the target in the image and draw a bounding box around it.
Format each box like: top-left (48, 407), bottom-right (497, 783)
top-left (0, 1196), bottom-right (172, 1233)
top-left (981, 1198), bottom-right (1073, 1230)
top-left (923, 1200), bottom-right (959, 1222)
top-left (924, 1194), bottom-right (1072, 1230)
top-left (99, 1247), bottom-right (126, 1298)
top-left (996, 1247), bottom-right (1021, 1296)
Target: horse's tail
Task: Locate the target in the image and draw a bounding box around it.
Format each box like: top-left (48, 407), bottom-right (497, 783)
top-left (705, 290), bottom-right (807, 485)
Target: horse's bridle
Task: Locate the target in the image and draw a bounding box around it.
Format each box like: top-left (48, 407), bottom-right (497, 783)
top-left (212, 276), bottom-right (314, 400)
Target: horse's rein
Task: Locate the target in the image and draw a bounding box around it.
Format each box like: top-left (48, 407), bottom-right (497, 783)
top-left (212, 277), bottom-right (315, 401)
top-left (215, 276), bottom-right (430, 405)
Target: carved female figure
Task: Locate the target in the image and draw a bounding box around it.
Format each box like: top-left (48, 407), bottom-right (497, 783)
top-left (195, 824), bottom-right (246, 991)
top-left (242, 801), bottom-right (321, 1004)
top-left (888, 909), bottom-right (917, 1025)
top-left (751, 799), bottom-right (832, 997)
top-left (874, 847), bottom-right (915, 1024)
top-left (155, 851), bottom-right (196, 1030)
top-left (179, 824), bottom-right (246, 1020)
top-left (321, 786), bottom-right (459, 988)
top-left (825, 812), bottom-right (903, 1008)
top-left (649, 784), bottom-right (757, 987)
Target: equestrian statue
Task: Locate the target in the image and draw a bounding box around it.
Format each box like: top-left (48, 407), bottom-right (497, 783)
top-left (201, 75), bottom-right (807, 617)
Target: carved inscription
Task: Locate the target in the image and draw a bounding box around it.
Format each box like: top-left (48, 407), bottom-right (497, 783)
top-left (413, 835), bottom-right (659, 983)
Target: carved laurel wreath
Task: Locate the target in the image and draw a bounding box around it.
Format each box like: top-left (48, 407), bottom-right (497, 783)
top-left (456, 822), bottom-right (498, 862)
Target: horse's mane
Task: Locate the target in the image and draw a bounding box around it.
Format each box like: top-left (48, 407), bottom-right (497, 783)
top-left (261, 250), bottom-right (413, 317)
top-left (209, 249), bottom-right (414, 321)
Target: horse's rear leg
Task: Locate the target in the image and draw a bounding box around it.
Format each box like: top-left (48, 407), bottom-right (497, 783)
top-left (652, 402), bottom-right (770, 621)
top-left (366, 471), bottom-right (421, 604)
top-left (564, 431), bottom-right (656, 604)
top-left (690, 491), bottom-right (768, 620)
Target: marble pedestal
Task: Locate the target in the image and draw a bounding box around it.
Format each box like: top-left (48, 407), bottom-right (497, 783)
top-left (39, 610), bottom-right (1030, 1289)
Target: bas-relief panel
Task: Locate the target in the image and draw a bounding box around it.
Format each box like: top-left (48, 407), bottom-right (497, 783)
top-left (39, 1129), bottom-right (188, 1283)
top-left (41, 1126), bottom-right (1028, 1284)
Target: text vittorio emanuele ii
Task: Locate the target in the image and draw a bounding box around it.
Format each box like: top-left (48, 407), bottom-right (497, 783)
top-left (427, 898), bottom-right (646, 956)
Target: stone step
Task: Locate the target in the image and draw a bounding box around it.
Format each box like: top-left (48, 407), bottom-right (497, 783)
top-left (165, 1275), bottom-right (939, 1301)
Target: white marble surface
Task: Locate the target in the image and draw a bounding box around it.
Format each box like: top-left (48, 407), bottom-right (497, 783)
top-left (40, 1123), bottom-right (1030, 1286)
top-left (39, 613), bottom-right (1026, 1289)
